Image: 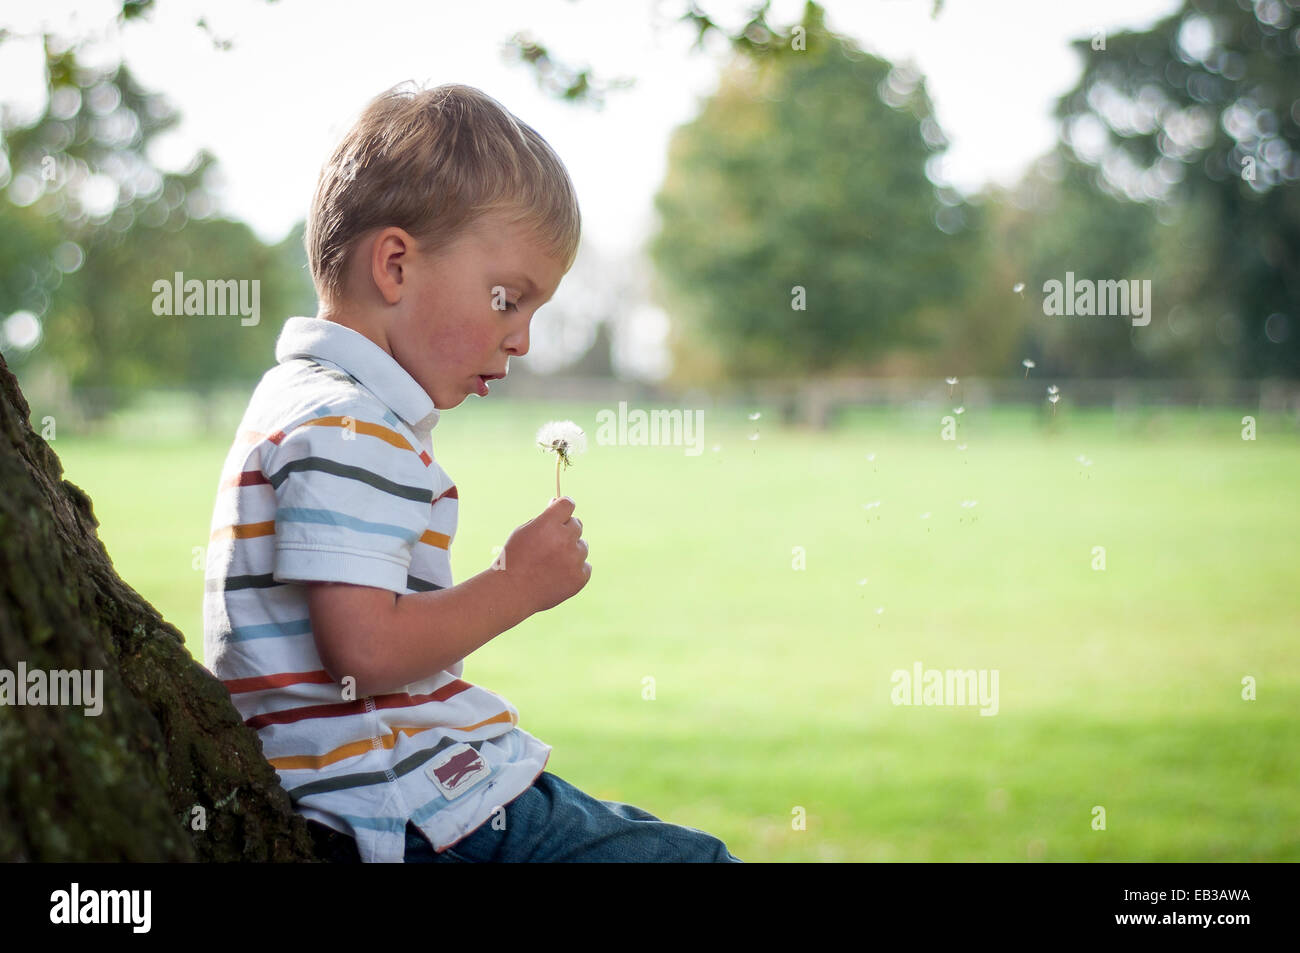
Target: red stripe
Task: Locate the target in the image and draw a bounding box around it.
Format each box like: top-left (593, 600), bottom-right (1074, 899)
top-left (434, 485), bottom-right (458, 503)
top-left (244, 679), bottom-right (475, 729)
top-left (221, 469), bottom-right (270, 490)
top-left (419, 450), bottom-right (433, 466)
top-left (267, 429), bottom-right (287, 445)
top-left (223, 670), bottom-right (335, 694)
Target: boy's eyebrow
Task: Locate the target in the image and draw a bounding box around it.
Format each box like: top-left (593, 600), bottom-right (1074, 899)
top-left (502, 271), bottom-right (559, 306)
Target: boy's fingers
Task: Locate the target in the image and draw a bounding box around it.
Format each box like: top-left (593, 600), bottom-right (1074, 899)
top-left (548, 496), bottom-right (577, 522)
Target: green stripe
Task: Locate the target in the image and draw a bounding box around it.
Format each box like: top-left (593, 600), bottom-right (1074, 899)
top-left (206, 573), bottom-right (280, 593)
top-left (268, 455), bottom-right (433, 504)
top-left (284, 738), bottom-right (484, 803)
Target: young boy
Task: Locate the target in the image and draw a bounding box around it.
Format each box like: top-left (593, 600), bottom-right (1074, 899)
top-left (203, 82), bottom-right (742, 863)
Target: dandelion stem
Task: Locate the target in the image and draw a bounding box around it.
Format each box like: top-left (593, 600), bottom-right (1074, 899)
top-left (555, 454), bottom-right (561, 499)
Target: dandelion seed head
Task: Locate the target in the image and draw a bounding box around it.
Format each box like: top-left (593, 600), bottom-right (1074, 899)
top-left (1013, 282), bottom-right (1026, 294)
top-left (1047, 385), bottom-right (1059, 395)
top-left (945, 377), bottom-right (958, 386)
top-left (536, 420), bottom-right (587, 459)
top-left (1022, 358), bottom-right (1036, 369)
top-left (748, 411), bottom-right (762, 421)
top-left (954, 406), bottom-right (965, 415)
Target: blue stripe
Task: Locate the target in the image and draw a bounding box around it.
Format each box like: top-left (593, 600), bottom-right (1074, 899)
top-left (277, 506), bottom-right (422, 543)
top-left (409, 793), bottom-right (451, 823)
top-left (334, 813), bottom-right (407, 833)
top-left (229, 616), bottom-right (313, 642)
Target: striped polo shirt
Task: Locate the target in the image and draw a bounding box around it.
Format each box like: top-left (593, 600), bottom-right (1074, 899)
top-left (203, 315), bottom-right (551, 863)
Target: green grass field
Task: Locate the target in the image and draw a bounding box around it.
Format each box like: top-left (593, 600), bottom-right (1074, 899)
top-left (52, 394), bottom-right (1300, 861)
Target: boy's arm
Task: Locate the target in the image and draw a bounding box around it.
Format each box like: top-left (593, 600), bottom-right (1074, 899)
top-left (305, 496), bottom-right (588, 696)
top-left (307, 567), bottom-right (535, 696)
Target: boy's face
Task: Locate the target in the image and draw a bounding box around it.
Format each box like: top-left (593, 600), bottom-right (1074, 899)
top-left (382, 211), bottom-right (568, 410)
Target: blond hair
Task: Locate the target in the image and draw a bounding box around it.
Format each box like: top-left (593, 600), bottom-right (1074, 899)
top-left (306, 82), bottom-right (581, 301)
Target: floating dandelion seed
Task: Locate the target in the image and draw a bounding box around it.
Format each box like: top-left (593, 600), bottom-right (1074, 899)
top-left (919, 512), bottom-right (931, 519)
top-left (712, 444), bottom-right (722, 452)
top-left (960, 500), bottom-right (979, 508)
top-left (1076, 454), bottom-right (1094, 467)
top-left (866, 453), bottom-right (876, 462)
top-left (957, 443), bottom-right (967, 451)
top-left (1022, 358), bottom-right (1036, 378)
top-left (748, 432), bottom-right (760, 441)
top-left (748, 411), bottom-right (762, 421)
top-left (857, 578), bottom-right (868, 585)
top-left (875, 606), bottom-right (885, 615)
top-left (1047, 385), bottom-right (1059, 395)
top-left (536, 420), bottom-right (587, 499)
top-left (945, 376), bottom-right (959, 397)
top-left (1013, 282), bottom-right (1026, 295)
top-left (954, 406), bottom-right (965, 415)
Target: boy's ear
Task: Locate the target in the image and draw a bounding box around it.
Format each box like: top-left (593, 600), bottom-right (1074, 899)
top-left (369, 227), bottom-right (416, 305)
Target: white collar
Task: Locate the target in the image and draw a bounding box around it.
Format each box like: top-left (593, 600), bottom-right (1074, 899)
top-left (274, 316), bottom-right (440, 433)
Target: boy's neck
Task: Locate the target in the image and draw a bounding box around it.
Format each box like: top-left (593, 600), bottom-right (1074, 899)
top-left (315, 304), bottom-right (392, 359)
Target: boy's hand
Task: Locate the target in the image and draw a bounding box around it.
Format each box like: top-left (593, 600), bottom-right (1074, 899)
top-left (500, 496), bottom-right (590, 613)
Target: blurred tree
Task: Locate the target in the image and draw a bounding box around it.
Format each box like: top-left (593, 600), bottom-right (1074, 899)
top-left (647, 1), bottom-right (975, 385)
top-left (0, 21), bottom-right (315, 426)
top-left (1053, 0), bottom-right (1300, 378)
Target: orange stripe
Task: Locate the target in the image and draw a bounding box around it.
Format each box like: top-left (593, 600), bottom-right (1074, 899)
top-left (210, 520), bottom-right (276, 543)
top-left (240, 417), bottom-right (426, 464)
top-left (297, 416), bottom-right (415, 452)
top-left (419, 529), bottom-right (450, 550)
top-left (268, 709), bottom-right (516, 771)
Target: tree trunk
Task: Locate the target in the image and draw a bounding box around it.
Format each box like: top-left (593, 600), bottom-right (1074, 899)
top-left (0, 351), bottom-right (333, 861)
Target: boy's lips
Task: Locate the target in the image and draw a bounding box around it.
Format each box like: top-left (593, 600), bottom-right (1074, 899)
top-left (474, 371), bottom-right (505, 396)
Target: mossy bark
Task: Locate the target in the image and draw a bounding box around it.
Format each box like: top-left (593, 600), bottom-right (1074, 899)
top-left (0, 352), bottom-right (335, 861)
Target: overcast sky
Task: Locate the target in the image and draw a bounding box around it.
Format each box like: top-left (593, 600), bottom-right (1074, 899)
top-left (0, 0), bottom-right (1183, 375)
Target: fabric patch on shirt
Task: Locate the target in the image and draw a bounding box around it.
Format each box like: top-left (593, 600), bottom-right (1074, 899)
top-left (425, 742), bottom-right (490, 799)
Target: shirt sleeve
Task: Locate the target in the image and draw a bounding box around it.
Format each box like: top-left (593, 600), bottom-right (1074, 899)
top-left (263, 412), bottom-right (434, 592)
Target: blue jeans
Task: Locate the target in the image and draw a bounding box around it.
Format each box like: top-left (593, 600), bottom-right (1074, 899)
top-left (405, 771), bottom-right (744, 863)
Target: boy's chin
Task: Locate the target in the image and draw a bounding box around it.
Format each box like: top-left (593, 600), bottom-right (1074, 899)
top-left (432, 392), bottom-right (468, 410)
